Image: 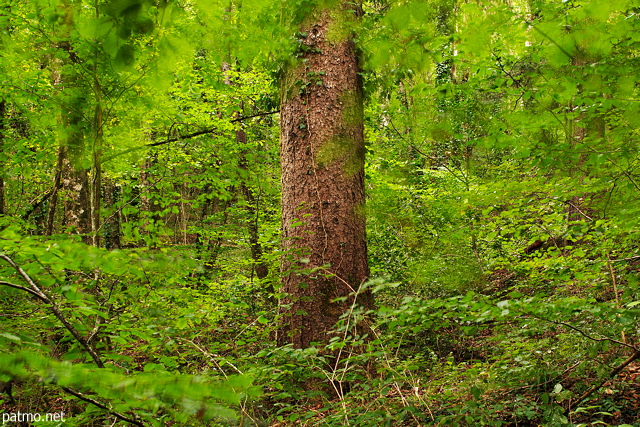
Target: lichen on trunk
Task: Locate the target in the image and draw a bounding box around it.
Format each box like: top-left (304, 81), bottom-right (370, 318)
top-left (277, 3), bottom-right (373, 350)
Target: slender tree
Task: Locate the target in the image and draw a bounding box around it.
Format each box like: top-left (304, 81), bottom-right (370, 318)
top-left (277, 1), bottom-right (374, 349)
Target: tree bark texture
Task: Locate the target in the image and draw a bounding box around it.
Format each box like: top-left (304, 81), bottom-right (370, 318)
top-left (59, 85), bottom-right (90, 243)
top-left (277, 4), bottom-right (373, 349)
top-left (48, 20), bottom-right (91, 241)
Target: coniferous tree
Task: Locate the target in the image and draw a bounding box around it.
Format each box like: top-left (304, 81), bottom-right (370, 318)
top-left (277, 1), bottom-right (374, 349)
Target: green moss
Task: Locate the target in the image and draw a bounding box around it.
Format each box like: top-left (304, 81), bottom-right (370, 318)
top-left (326, 7), bottom-right (358, 45)
top-left (316, 88), bottom-right (364, 176)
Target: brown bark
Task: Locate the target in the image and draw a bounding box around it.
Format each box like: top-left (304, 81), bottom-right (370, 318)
top-left (60, 97), bottom-right (90, 242)
top-left (277, 4), bottom-right (373, 349)
top-left (103, 178), bottom-right (121, 249)
top-left (61, 153), bottom-right (91, 242)
top-left (45, 146), bottom-right (65, 235)
top-left (90, 74), bottom-right (103, 248)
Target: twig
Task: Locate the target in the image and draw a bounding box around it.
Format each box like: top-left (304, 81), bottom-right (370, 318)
top-left (144, 110), bottom-right (279, 147)
top-left (175, 338), bottom-right (242, 376)
top-left (568, 349), bottom-right (640, 413)
top-left (608, 254), bottom-right (640, 263)
top-left (529, 313), bottom-right (638, 352)
top-left (565, 200), bottom-right (593, 221)
top-left (0, 254), bottom-right (105, 368)
top-left (60, 386), bottom-right (145, 426)
top-left (102, 109), bottom-right (279, 163)
top-left (230, 110), bottom-right (279, 123)
top-left (513, 361), bottom-right (582, 391)
top-left (0, 280), bottom-right (44, 300)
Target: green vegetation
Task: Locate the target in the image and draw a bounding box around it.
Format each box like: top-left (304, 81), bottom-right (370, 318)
top-left (1, 0), bottom-right (640, 425)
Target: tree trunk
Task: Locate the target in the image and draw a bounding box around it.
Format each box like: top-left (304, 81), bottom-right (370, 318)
top-left (46, 146), bottom-right (65, 235)
top-left (103, 178), bottom-right (121, 249)
top-left (222, 62), bottom-right (270, 281)
top-left (61, 152), bottom-right (91, 242)
top-left (48, 12), bottom-right (91, 241)
top-left (277, 3), bottom-right (373, 349)
top-left (0, 100), bottom-right (5, 216)
top-left (60, 89), bottom-right (90, 242)
top-left (90, 73), bottom-right (103, 248)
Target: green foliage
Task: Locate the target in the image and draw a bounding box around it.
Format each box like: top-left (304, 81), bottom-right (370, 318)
top-left (2, 0), bottom-right (640, 425)
top-left (0, 351), bottom-right (256, 425)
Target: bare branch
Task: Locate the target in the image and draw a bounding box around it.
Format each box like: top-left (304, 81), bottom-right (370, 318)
top-left (538, 315), bottom-right (638, 352)
top-left (0, 280), bottom-right (46, 300)
top-left (148, 110), bottom-right (279, 147)
top-left (230, 109), bottom-right (279, 123)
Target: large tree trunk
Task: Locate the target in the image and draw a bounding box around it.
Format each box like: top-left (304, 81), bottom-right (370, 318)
top-left (277, 4), bottom-right (373, 349)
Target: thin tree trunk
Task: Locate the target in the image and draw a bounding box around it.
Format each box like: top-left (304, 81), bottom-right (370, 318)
top-left (90, 74), bottom-right (103, 247)
top-left (222, 62), bottom-right (269, 281)
top-left (103, 178), bottom-right (121, 249)
top-left (277, 3), bottom-right (373, 349)
top-left (60, 92), bottom-right (90, 242)
top-left (46, 146), bottom-right (65, 235)
top-left (89, 3), bottom-right (103, 247)
top-left (0, 100), bottom-right (5, 216)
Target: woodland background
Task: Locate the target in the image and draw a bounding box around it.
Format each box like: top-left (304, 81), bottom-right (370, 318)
top-left (1, 0), bottom-right (640, 425)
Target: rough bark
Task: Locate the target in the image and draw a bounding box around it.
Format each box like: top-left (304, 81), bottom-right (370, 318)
top-left (46, 10), bottom-right (91, 241)
top-left (277, 4), bottom-right (373, 349)
top-left (60, 85), bottom-right (90, 243)
top-left (61, 154), bottom-right (91, 242)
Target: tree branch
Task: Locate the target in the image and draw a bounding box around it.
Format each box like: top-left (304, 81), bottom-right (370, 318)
top-left (148, 110), bottom-right (279, 147)
top-left (0, 254), bottom-right (105, 368)
top-left (230, 109), bottom-right (279, 123)
top-left (0, 280), bottom-right (45, 300)
top-left (21, 186), bottom-right (60, 220)
top-left (60, 386), bottom-right (145, 426)
top-left (538, 315), bottom-right (637, 352)
top-left (568, 349), bottom-right (640, 413)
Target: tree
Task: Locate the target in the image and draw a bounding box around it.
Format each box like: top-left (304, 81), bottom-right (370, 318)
top-left (0, 99), bottom-right (5, 216)
top-left (277, 1), bottom-right (374, 349)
